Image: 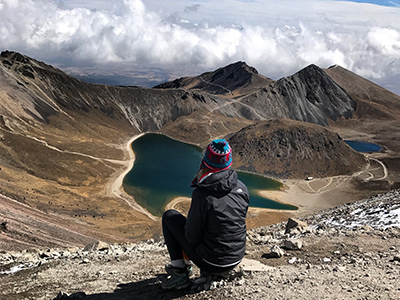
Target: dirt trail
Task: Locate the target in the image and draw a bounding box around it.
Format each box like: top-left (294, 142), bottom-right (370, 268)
top-left (199, 75), bottom-right (233, 95)
top-left (304, 155), bottom-right (388, 194)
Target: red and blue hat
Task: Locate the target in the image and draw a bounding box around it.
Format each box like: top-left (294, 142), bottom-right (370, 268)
top-left (202, 139), bottom-right (232, 170)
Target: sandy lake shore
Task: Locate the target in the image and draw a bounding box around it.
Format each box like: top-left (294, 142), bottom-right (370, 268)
top-left (109, 134), bottom-right (144, 199)
top-left (107, 133), bottom-right (158, 221)
top-left (163, 173), bottom-right (374, 228)
top-left (164, 175), bottom-right (361, 215)
top-left (108, 135), bottom-right (386, 228)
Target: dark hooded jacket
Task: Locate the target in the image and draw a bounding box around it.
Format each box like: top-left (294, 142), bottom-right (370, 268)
top-left (185, 168), bottom-right (249, 267)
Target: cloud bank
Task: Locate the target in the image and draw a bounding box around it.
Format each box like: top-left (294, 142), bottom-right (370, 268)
top-left (0, 0), bottom-right (399, 93)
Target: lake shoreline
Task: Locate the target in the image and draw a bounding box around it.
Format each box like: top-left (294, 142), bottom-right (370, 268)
top-left (107, 133), bottom-right (158, 221)
top-left (108, 133), bottom-right (372, 224)
top-left (121, 133), bottom-right (298, 215)
top-left (109, 134), bottom-right (143, 199)
top-left (164, 174), bottom-right (371, 220)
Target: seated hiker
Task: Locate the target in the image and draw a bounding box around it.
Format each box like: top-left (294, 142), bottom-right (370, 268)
top-left (162, 139), bottom-right (250, 290)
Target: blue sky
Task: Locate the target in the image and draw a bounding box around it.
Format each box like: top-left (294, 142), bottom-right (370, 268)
top-left (337, 0), bottom-right (399, 6)
top-left (1, 0), bottom-right (399, 94)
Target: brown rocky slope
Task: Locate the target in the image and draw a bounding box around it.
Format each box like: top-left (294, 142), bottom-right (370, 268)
top-left (228, 119), bottom-right (366, 179)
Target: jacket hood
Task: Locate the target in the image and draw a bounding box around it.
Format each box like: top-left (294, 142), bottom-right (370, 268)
top-left (194, 169), bottom-right (238, 192)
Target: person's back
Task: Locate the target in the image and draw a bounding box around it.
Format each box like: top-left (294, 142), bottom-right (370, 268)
top-left (186, 168), bottom-right (249, 268)
top-left (161, 139), bottom-right (249, 291)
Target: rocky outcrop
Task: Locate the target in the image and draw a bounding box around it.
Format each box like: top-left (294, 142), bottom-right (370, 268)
top-left (228, 119), bottom-right (366, 178)
top-left (285, 218), bottom-right (308, 235)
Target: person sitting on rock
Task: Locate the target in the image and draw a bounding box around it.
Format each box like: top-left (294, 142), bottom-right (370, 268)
top-left (161, 139), bottom-right (250, 290)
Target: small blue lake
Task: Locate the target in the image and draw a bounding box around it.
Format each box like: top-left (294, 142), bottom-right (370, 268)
top-left (123, 133), bottom-right (297, 216)
top-left (345, 140), bottom-right (382, 153)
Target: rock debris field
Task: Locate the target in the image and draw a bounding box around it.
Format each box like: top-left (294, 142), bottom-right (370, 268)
top-left (1, 190), bottom-right (400, 300)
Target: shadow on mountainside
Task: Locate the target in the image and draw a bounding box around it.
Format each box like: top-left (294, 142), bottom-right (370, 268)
top-left (59, 275), bottom-right (191, 300)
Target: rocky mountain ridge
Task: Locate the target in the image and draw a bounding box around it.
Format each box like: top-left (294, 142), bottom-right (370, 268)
top-left (0, 51), bottom-right (223, 132)
top-left (230, 64), bottom-right (357, 125)
top-left (154, 61), bottom-right (274, 97)
top-left (0, 51), bottom-right (360, 133)
top-left (324, 65), bottom-right (400, 120)
top-left (1, 189), bottom-right (399, 299)
top-left (154, 61), bottom-right (357, 126)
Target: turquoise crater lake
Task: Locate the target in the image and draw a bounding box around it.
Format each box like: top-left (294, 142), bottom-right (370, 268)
top-left (123, 133), bottom-right (297, 216)
top-left (345, 140), bottom-right (382, 153)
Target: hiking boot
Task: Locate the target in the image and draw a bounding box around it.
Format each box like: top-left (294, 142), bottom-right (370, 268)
top-left (165, 263), bottom-right (193, 277)
top-left (191, 272), bottom-right (213, 293)
top-left (191, 268), bottom-right (233, 293)
top-left (161, 266), bottom-right (192, 290)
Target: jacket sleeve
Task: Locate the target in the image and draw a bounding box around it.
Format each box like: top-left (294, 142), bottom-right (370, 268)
top-left (185, 188), bottom-right (207, 245)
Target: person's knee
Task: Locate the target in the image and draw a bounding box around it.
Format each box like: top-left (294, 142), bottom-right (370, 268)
top-left (162, 209), bottom-right (179, 223)
top-left (163, 209), bottom-right (178, 218)
top-left (162, 209), bottom-right (186, 227)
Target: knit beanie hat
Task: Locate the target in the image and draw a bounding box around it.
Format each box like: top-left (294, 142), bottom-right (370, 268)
top-left (202, 139), bottom-right (232, 170)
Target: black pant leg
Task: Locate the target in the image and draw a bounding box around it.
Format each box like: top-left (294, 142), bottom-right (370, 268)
top-left (162, 209), bottom-right (237, 273)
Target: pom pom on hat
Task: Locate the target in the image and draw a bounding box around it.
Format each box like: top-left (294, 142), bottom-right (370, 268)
top-left (203, 139), bottom-right (232, 170)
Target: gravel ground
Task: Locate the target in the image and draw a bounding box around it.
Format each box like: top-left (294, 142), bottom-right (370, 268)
top-left (1, 190), bottom-right (399, 300)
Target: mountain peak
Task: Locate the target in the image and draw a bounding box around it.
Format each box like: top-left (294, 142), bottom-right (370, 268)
top-left (1, 50), bottom-right (31, 64)
top-left (296, 63), bottom-right (327, 77)
top-left (1, 50), bottom-right (66, 79)
top-left (154, 61), bottom-right (273, 97)
top-left (215, 60), bottom-right (259, 75)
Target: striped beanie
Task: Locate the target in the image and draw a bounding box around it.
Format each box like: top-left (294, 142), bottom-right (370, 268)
top-left (203, 139), bottom-right (232, 170)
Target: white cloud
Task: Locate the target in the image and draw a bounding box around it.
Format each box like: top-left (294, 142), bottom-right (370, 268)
top-left (368, 27), bottom-right (400, 57)
top-left (0, 0), bottom-right (399, 94)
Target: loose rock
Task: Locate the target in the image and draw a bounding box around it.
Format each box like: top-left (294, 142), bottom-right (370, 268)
top-left (283, 239), bottom-right (303, 250)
